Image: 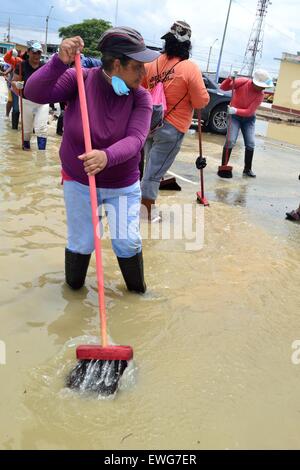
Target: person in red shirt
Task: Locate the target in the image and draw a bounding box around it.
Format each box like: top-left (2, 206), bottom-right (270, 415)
top-left (219, 69), bottom-right (273, 178)
top-left (4, 48), bottom-right (24, 129)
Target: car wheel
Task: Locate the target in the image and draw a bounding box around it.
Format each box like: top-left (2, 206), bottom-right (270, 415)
top-left (208, 104), bottom-right (228, 134)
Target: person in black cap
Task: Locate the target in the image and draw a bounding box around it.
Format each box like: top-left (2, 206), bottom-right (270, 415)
top-left (25, 28), bottom-right (159, 293)
top-left (141, 21), bottom-right (209, 220)
top-left (12, 40), bottom-right (48, 150)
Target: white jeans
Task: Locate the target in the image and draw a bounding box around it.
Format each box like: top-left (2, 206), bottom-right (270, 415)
top-left (22, 98), bottom-right (49, 141)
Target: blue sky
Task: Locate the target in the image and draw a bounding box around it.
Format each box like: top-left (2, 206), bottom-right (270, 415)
top-left (0, 0), bottom-right (299, 77)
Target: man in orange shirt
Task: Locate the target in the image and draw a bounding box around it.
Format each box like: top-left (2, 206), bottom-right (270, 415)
top-left (141, 21), bottom-right (209, 219)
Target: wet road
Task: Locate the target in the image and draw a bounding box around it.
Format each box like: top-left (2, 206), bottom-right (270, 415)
top-left (0, 78), bottom-right (300, 449)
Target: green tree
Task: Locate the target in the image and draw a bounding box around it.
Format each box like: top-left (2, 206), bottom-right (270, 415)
top-left (58, 18), bottom-right (112, 57)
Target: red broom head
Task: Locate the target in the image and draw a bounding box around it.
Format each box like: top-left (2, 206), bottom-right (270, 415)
top-left (218, 165), bottom-right (233, 172)
top-left (76, 345), bottom-right (133, 361)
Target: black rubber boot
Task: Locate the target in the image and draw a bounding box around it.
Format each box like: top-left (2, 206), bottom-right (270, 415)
top-left (37, 136), bottom-right (47, 150)
top-left (117, 252), bottom-right (146, 293)
top-left (243, 148), bottom-right (256, 177)
top-left (65, 248), bottom-right (91, 290)
top-left (56, 112), bottom-right (64, 136)
top-left (12, 111), bottom-right (20, 130)
top-left (221, 147), bottom-right (232, 166)
top-left (22, 140), bottom-right (31, 151)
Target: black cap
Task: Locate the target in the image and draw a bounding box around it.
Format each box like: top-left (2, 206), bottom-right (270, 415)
top-left (98, 26), bottom-right (159, 62)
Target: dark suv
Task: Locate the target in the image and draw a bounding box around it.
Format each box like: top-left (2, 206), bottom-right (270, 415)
top-left (192, 74), bottom-right (231, 134)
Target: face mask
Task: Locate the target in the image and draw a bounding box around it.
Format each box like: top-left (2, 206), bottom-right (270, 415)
top-left (111, 76), bottom-right (130, 96)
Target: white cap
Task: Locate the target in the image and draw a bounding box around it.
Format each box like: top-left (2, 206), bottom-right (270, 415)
top-left (253, 69), bottom-right (273, 88)
top-left (27, 40), bottom-right (43, 52)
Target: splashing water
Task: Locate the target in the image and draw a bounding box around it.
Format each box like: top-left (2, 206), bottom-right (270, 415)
top-left (66, 359), bottom-right (128, 396)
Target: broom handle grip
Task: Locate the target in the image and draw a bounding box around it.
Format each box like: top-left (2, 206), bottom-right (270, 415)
top-left (74, 53), bottom-right (108, 347)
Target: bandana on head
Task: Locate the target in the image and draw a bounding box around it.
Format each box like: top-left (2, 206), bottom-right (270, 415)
top-left (166, 21), bottom-right (192, 42)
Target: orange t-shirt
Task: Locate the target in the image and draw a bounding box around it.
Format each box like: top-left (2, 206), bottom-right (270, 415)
top-left (143, 54), bottom-right (209, 133)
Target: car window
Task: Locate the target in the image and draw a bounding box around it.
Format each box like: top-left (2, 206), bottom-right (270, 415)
top-left (203, 76), bottom-right (209, 88)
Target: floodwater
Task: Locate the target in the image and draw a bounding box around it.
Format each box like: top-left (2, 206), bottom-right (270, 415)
top-left (1, 78), bottom-right (300, 450)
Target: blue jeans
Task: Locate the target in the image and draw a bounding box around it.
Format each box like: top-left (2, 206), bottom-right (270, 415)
top-left (63, 180), bottom-right (142, 258)
top-left (141, 120), bottom-right (185, 200)
top-left (12, 90), bottom-right (19, 113)
top-left (225, 115), bottom-right (256, 150)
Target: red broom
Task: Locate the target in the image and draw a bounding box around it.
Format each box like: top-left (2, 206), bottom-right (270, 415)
top-left (195, 110), bottom-right (209, 206)
top-left (66, 53), bottom-right (133, 396)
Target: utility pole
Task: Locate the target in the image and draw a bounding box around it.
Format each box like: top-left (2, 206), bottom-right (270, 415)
top-left (45, 5), bottom-right (54, 56)
top-left (7, 17), bottom-right (11, 42)
top-left (215, 0), bottom-right (233, 83)
top-left (206, 38), bottom-right (218, 73)
top-left (115, 0), bottom-right (119, 26)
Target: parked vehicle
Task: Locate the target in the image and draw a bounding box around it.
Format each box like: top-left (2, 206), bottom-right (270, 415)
top-left (264, 89), bottom-right (275, 103)
top-left (0, 54), bottom-right (6, 71)
top-left (192, 74), bottom-right (231, 134)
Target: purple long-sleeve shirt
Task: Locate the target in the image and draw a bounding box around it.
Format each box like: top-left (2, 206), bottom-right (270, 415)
top-left (25, 53), bottom-right (153, 188)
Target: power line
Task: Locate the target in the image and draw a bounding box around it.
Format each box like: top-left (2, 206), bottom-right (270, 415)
top-left (234, 0), bottom-right (297, 40)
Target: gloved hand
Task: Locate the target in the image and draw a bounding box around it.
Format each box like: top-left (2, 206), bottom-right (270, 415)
top-left (227, 106), bottom-right (237, 115)
top-left (15, 81), bottom-right (24, 90)
top-left (12, 49), bottom-right (18, 58)
top-left (195, 156), bottom-right (207, 170)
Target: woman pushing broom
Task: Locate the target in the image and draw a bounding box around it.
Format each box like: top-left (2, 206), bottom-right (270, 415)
top-left (25, 28), bottom-right (159, 396)
top-left (25, 27), bottom-right (159, 294)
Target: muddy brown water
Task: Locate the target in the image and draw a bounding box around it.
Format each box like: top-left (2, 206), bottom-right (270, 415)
top-left (1, 80), bottom-right (300, 449)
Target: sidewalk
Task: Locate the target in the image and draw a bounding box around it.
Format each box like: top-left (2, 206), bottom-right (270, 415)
top-left (257, 102), bottom-right (300, 124)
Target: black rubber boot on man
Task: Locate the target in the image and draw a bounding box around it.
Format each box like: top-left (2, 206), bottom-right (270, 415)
top-left (243, 149), bottom-right (256, 177)
top-left (117, 252), bottom-right (147, 293)
top-left (22, 141), bottom-right (30, 151)
top-left (12, 111), bottom-right (20, 130)
top-left (65, 248), bottom-right (91, 290)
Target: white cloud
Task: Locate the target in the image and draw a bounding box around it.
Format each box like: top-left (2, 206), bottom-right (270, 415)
top-left (58, 0), bottom-right (85, 14)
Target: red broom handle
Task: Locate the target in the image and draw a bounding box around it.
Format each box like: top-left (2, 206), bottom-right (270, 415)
top-left (224, 75), bottom-right (236, 166)
top-left (74, 53), bottom-right (108, 347)
top-left (19, 62), bottom-right (24, 147)
top-left (197, 109), bottom-right (205, 198)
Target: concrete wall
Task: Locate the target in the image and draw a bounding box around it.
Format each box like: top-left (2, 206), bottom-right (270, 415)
top-left (273, 60), bottom-right (300, 114)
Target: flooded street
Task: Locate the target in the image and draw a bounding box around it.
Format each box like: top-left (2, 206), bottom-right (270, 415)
top-left (1, 79), bottom-right (300, 450)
